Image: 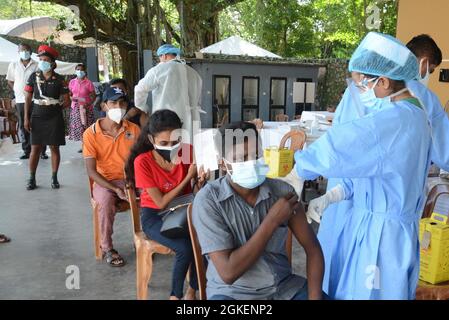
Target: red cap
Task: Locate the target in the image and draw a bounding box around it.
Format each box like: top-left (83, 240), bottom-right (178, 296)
top-left (37, 45), bottom-right (59, 60)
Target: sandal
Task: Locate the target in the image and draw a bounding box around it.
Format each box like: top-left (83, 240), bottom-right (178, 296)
top-left (103, 249), bottom-right (126, 267)
top-left (51, 177), bottom-right (60, 189)
top-left (26, 178), bottom-right (37, 190)
top-left (0, 234), bottom-right (11, 244)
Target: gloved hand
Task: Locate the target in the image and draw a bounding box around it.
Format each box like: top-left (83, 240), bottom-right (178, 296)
top-left (306, 184), bottom-right (345, 224)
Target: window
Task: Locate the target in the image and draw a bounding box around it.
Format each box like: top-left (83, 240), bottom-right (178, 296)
top-left (242, 77), bottom-right (259, 121)
top-left (213, 76), bottom-right (231, 128)
top-left (293, 78), bottom-right (315, 116)
top-left (270, 78), bottom-right (287, 120)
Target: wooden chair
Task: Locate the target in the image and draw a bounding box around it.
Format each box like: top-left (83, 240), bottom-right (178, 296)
top-left (187, 204), bottom-right (207, 300)
top-left (88, 177), bottom-right (130, 260)
top-left (125, 180), bottom-right (174, 300)
top-left (0, 98), bottom-right (19, 143)
top-left (187, 204), bottom-right (293, 300)
top-left (275, 113), bottom-right (289, 122)
top-left (415, 183), bottom-right (449, 300)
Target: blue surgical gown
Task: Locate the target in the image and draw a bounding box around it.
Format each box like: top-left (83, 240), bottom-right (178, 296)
top-left (318, 81), bottom-right (449, 298)
top-left (295, 99), bottom-right (432, 299)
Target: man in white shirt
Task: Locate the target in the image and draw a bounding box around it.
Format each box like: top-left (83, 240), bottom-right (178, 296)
top-left (134, 44), bottom-right (202, 142)
top-left (6, 43), bottom-right (47, 159)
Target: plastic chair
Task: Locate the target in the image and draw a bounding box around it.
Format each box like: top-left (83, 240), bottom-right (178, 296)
top-left (415, 183), bottom-right (449, 300)
top-left (216, 113), bottom-right (229, 128)
top-left (279, 129), bottom-right (307, 152)
top-left (125, 180), bottom-right (174, 300)
top-left (275, 113), bottom-right (289, 122)
top-left (187, 204), bottom-right (293, 300)
top-left (88, 177), bottom-right (130, 260)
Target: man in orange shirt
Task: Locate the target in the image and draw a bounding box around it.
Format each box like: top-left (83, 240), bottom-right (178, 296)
top-left (83, 87), bottom-right (140, 267)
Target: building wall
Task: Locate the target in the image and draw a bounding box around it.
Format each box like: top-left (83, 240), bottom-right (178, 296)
top-left (396, 0), bottom-right (449, 106)
top-left (191, 61), bottom-right (320, 128)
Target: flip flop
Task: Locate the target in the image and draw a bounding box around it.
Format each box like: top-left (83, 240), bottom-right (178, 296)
top-left (103, 249), bottom-right (126, 267)
top-left (0, 234), bottom-right (11, 243)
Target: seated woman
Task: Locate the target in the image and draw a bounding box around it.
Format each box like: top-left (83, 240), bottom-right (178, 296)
top-left (126, 109), bottom-right (208, 300)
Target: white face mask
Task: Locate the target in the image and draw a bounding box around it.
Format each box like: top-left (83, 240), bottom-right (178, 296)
top-left (223, 158), bottom-right (269, 189)
top-left (418, 59), bottom-right (430, 87)
top-left (106, 107), bottom-right (126, 124)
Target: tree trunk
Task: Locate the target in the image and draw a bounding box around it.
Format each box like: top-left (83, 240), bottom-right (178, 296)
top-left (178, 1), bottom-right (220, 56)
top-left (118, 45), bottom-right (138, 95)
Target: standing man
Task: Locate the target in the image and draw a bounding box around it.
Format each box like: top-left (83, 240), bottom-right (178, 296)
top-left (6, 43), bottom-right (47, 160)
top-left (23, 45), bottom-right (70, 190)
top-left (134, 44), bottom-right (202, 141)
top-left (406, 34), bottom-right (449, 175)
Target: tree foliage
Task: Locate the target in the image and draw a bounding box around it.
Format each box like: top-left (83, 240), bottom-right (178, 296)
top-left (1, 0), bottom-right (399, 85)
top-left (220, 0), bottom-right (399, 58)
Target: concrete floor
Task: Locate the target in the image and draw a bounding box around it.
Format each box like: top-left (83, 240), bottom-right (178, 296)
top-left (0, 138), bottom-right (310, 300)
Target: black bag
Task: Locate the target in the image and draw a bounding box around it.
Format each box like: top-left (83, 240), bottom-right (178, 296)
top-left (159, 194), bottom-right (194, 239)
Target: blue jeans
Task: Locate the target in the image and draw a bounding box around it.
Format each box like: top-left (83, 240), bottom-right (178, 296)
top-left (141, 207), bottom-right (198, 298)
top-left (209, 283), bottom-right (330, 300)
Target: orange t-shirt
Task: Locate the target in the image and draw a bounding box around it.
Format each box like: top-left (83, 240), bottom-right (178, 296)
top-left (83, 119), bottom-right (140, 181)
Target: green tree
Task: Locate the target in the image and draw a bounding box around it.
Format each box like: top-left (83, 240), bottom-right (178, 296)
top-left (0, 0), bottom-right (74, 19)
top-left (220, 0), bottom-right (318, 57)
top-left (220, 0), bottom-right (399, 59)
top-left (28, 0), bottom-right (245, 86)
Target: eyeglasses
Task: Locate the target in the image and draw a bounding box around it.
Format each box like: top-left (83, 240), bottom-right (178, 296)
top-left (354, 77), bottom-right (379, 90)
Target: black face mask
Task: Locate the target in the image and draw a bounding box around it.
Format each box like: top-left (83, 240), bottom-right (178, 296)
top-left (156, 149), bottom-right (172, 162)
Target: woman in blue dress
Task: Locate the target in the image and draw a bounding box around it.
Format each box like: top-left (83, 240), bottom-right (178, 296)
top-left (295, 32), bottom-right (432, 299)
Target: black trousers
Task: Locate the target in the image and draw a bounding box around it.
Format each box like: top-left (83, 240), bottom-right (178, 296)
top-left (16, 103), bottom-right (46, 155)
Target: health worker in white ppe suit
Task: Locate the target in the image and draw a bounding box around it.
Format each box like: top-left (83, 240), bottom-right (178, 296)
top-left (311, 34), bottom-right (449, 299)
top-left (134, 44), bottom-right (203, 142)
top-left (294, 32), bottom-right (433, 300)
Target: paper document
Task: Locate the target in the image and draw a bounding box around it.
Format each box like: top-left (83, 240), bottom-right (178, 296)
top-left (193, 129), bottom-right (220, 172)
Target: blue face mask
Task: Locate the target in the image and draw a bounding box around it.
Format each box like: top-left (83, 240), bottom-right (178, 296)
top-left (359, 78), bottom-right (381, 108)
top-left (75, 70), bottom-right (86, 79)
top-left (359, 77), bottom-right (409, 109)
top-left (19, 51), bottom-right (31, 60)
top-left (224, 158), bottom-right (269, 189)
top-left (38, 60), bottom-right (52, 73)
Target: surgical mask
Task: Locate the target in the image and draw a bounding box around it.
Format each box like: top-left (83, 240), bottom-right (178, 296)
top-left (418, 59), bottom-right (430, 87)
top-left (153, 142), bottom-right (181, 162)
top-left (359, 78), bottom-right (408, 109)
top-left (106, 107), bottom-right (126, 124)
top-left (224, 158), bottom-right (269, 189)
top-left (38, 60), bottom-right (52, 73)
top-left (76, 70), bottom-right (86, 79)
top-left (358, 78), bottom-right (381, 108)
top-left (19, 51), bottom-right (31, 60)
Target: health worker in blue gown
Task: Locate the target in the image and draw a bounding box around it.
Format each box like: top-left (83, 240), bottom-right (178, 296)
top-left (295, 32), bottom-right (433, 300)
top-left (313, 34), bottom-right (449, 299)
